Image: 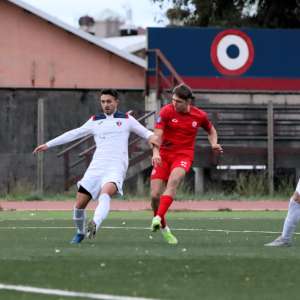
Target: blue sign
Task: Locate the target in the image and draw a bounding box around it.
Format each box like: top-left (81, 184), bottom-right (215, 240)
top-left (147, 27), bottom-right (300, 90)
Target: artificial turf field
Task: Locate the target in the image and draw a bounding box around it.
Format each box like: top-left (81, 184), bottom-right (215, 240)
top-left (1, 210), bottom-right (300, 300)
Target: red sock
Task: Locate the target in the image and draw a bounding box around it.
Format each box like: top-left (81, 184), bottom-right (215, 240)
top-left (153, 209), bottom-right (166, 228)
top-left (156, 195), bottom-right (173, 220)
top-left (160, 217), bottom-right (166, 228)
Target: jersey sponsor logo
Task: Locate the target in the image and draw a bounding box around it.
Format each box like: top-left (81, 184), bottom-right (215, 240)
top-left (192, 121), bottom-right (197, 128)
top-left (116, 121), bottom-right (122, 127)
top-left (180, 161), bottom-right (188, 168)
top-left (171, 118), bottom-right (178, 123)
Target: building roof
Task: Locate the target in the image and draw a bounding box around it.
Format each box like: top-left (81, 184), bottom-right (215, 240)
top-left (7, 0), bottom-right (146, 69)
top-left (103, 35), bottom-right (146, 53)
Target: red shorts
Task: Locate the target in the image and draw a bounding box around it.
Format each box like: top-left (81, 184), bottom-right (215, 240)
top-left (151, 154), bottom-right (193, 181)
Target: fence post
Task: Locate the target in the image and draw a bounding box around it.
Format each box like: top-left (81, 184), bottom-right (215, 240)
top-left (267, 101), bottom-right (274, 195)
top-left (136, 173), bottom-right (145, 196)
top-left (155, 52), bottom-right (160, 99)
top-left (63, 152), bottom-right (70, 191)
top-left (193, 167), bottom-right (204, 194)
top-left (37, 98), bottom-right (45, 194)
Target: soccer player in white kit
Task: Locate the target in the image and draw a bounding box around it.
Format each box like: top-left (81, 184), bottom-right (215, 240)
top-left (265, 179), bottom-right (300, 247)
top-left (33, 89), bottom-right (158, 244)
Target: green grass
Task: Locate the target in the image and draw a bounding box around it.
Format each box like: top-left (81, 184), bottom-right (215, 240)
top-left (0, 211), bottom-right (299, 300)
top-left (0, 193), bottom-right (289, 201)
top-left (0, 191), bottom-right (77, 201)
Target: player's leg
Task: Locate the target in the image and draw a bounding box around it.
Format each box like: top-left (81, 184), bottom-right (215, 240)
top-left (265, 190), bottom-right (300, 247)
top-left (152, 167), bottom-right (185, 239)
top-left (87, 182), bottom-right (117, 239)
top-left (150, 156), bottom-right (179, 243)
top-left (150, 158), bottom-right (170, 232)
top-left (151, 179), bottom-right (178, 244)
top-left (70, 186), bottom-right (92, 244)
top-left (150, 179), bottom-right (166, 230)
top-left (156, 167), bottom-right (186, 219)
top-left (155, 157), bottom-right (191, 222)
top-left (154, 158), bottom-right (192, 243)
top-left (265, 179), bottom-right (300, 246)
top-left (152, 168), bottom-right (185, 244)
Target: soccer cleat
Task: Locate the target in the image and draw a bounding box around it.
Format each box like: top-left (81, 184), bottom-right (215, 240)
top-left (151, 216), bottom-right (161, 232)
top-left (161, 228), bottom-right (178, 245)
top-left (86, 220), bottom-right (97, 239)
top-left (70, 233), bottom-right (85, 244)
top-left (264, 236), bottom-right (292, 247)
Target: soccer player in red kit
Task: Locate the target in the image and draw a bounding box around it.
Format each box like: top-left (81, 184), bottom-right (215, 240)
top-left (150, 84), bottom-right (223, 244)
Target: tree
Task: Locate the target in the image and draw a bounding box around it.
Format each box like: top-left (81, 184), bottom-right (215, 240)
top-left (250, 0), bottom-right (300, 28)
top-left (152, 0), bottom-right (300, 28)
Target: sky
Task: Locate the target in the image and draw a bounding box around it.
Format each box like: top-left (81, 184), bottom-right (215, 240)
top-left (20, 0), bottom-right (171, 28)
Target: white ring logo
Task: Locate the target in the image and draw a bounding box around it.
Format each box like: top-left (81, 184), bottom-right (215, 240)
top-left (211, 29), bottom-right (254, 76)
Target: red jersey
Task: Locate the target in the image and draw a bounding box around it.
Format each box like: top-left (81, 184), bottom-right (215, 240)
top-left (155, 103), bottom-right (212, 160)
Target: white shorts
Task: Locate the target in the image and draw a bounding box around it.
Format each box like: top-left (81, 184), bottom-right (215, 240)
top-left (77, 168), bottom-right (125, 200)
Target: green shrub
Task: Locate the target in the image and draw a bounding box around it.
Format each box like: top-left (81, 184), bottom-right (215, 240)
top-left (235, 172), bottom-right (268, 197)
top-left (276, 175), bottom-right (294, 197)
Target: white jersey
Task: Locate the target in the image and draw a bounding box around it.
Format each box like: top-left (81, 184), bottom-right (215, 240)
top-left (46, 111), bottom-right (153, 198)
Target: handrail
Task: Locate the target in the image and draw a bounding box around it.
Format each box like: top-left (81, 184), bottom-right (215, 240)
top-left (149, 49), bottom-right (183, 84)
top-left (57, 135), bottom-right (92, 157)
top-left (146, 48), bottom-right (184, 99)
top-left (78, 145), bottom-right (95, 157)
top-left (135, 110), bottom-right (156, 123)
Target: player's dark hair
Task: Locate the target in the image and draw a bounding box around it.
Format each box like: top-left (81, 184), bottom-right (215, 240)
top-left (172, 84), bottom-right (195, 101)
top-left (99, 89), bottom-right (119, 100)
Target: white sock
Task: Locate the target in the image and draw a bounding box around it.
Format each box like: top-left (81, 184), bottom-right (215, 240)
top-left (73, 208), bottom-right (86, 234)
top-left (161, 226), bottom-right (170, 233)
top-left (93, 193), bottom-right (111, 230)
top-left (282, 198), bottom-right (300, 241)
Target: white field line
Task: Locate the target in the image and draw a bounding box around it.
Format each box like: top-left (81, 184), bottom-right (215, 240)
top-left (0, 225), bottom-right (296, 235)
top-left (0, 283), bottom-right (158, 300)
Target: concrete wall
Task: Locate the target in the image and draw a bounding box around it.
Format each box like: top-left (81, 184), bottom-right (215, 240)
top-left (0, 1), bottom-right (144, 89)
top-left (0, 89), bottom-right (145, 194)
top-left (194, 92), bottom-right (300, 105)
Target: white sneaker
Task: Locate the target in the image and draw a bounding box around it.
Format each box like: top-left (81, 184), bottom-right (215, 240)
top-left (151, 216), bottom-right (161, 232)
top-left (161, 227), bottom-right (178, 245)
top-left (264, 236), bottom-right (292, 247)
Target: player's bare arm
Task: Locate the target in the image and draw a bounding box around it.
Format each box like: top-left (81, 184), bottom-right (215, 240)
top-left (148, 134), bottom-right (161, 148)
top-left (33, 144), bottom-right (49, 154)
top-left (151, 128), bottom-right (163, 166)
top-left (207, 125), bottom-right (223, 154)
top-left (32, 118), bottom-right (93, 157)
top-left (152, 145), bottom-right (162, 167)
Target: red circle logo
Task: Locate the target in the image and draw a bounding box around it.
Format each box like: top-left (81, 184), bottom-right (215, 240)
top-left (211, 29), bottom-right (254, 76)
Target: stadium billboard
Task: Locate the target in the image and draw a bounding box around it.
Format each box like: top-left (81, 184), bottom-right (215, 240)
top-left (147, 27), bottom-right (300, 91)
